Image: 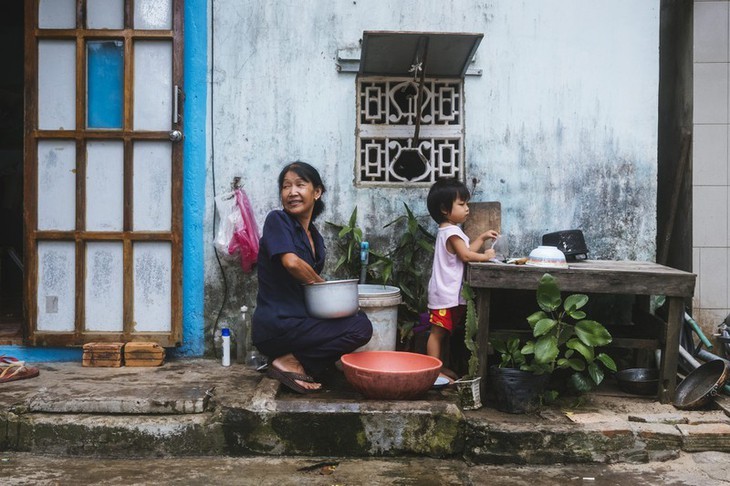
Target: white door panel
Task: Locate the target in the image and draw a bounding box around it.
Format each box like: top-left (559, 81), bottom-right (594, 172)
top-left (38, 0), bottom-right (76, 29)
top-left (133, 41), bottom-right (173, 131)
top-left (85, 242), bottom-right (124, 332)
top-left (38, 40), bottom-right (76, 130)
top-left (37, 241), bottom-right (76, 332)
top-left (86, 141), bottom-right (124, 231)
top-left (133, 242), bottom-right (172, 332)
top-left (134, 0), bottom-right (173, 30)
top-left (86, 0), bottom-right (124, 29)
top-left (37, 140), bottom-right (76, 231)
top-left (133, 141), bottom-right (172, 231)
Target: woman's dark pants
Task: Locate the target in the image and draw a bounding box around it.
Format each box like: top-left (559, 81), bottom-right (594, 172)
top-left (255, 311), bottom-right (373, 376)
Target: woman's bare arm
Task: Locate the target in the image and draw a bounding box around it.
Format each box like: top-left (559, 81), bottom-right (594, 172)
top-left (280, 253), bottom-right (325, 284)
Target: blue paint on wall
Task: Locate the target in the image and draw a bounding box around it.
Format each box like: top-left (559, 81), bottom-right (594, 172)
top-left (173, 0), bottom-right (208, 357)
top-left (0, 346), bottom-right (82, 362)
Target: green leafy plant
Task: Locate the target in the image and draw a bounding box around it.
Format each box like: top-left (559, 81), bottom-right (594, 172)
top-left (491, 273), bottom-right (617, 393)
top-left (326, 203), bottom-right (435, 344)
top-left (325, 207), bottom-right (364, 279)
top-left (461, 283), bottom-right (479, 379)
top-left (368, 203), bottom-right (435, 343)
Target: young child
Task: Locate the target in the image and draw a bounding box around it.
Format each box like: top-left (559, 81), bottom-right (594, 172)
top-left (426, 179), bottom-right (499, 382)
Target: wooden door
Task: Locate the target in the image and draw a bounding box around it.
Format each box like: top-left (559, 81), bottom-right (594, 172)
top-left (24, 0), bottom-right (184, 347)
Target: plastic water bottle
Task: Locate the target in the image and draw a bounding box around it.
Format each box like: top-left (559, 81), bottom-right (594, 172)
top-left (241, 306), bottom-right (267, 370)
top-left (221, 327), bottom-right (231, 367)
top-left (360, 241), bottom-right (369, 284)
top-left (237, 306), bottom-right (248, 364)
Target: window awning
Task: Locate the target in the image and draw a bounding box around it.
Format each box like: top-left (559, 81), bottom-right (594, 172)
top-left (359, 31), bottom-right (483, 79)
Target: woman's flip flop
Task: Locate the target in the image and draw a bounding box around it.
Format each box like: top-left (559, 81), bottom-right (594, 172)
top-left (0, 355), bottom-right (20, 365)
top-left (0, 362), bottom-right (40, 384)
top-left (266, 366), bottom-right (319, 394)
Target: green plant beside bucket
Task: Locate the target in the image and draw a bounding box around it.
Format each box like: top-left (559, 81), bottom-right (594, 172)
top-left (490, 273), bottom-right (617, 411)
top-left (326, 207), bottom-right (364, 280)
top-left (453, 283), bottom-right (482, 410)
top-left (328, 204), bottom-right (435, 347)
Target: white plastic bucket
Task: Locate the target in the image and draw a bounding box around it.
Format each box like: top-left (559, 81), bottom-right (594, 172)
top-left (356, 284), bottom-right (401, 352)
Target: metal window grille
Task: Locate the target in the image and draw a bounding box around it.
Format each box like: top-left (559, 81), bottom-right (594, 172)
top-left (356, 76), bottom-right (464, 186)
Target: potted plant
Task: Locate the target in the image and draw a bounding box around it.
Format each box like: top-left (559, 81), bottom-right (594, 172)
top-left (453, 283), bottom-right (482, 410)
top-left (489, 273), bottom-right (617, 413)
top-left (326, 207), bottom-right (364, 279)
top-left (367, 203), bottom-right (435, 347)
top-left (326, 204), bottom-right (435, 350)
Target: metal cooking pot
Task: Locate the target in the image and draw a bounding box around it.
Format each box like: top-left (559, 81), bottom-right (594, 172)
top-left (542, 229), bottom-right (589, 261)
top-left (303, 279), bottom-right (359, 319)
top-left (615, 368), bottom-right (659, 396)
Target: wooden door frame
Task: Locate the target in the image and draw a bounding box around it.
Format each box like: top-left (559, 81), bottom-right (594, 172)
top-left (23, 0), bottom-right (184, 347)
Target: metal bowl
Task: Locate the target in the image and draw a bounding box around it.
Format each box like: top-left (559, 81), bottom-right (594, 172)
top-left (303, 279), bottom-right (359, 319)
top-left (674, 359), bottom-right (730, 410)
top-left (614, 368), bottom-right (659, 396)
top-left (525, 246), bottom-right (568, 268)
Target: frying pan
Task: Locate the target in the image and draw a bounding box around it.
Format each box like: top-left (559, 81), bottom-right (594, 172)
top-left (673, 359), bottom-right (730, 410)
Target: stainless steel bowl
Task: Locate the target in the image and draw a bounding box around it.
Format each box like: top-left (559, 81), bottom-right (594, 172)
top-left (303, 279), bottom-right (359, 319)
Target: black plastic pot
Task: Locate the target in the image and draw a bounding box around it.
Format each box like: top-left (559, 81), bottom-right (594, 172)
top-left (489, 366), bottom-right (551, 414)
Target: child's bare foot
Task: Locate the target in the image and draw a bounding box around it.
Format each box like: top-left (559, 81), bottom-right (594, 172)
top-left (440, 366), bottom-right (459, 381)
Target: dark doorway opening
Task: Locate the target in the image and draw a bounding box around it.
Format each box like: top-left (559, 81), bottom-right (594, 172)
top-left (0, 0), bottom-right (25, 344)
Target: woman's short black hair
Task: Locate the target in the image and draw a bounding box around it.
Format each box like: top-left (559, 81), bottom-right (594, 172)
top-left (277, 161), bottom-right (326, 220)
top-left (427, 178), bottom-right (470, 223)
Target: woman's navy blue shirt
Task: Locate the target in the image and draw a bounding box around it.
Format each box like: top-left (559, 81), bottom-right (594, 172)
top-left (252, 210), bottom-right (326, 343)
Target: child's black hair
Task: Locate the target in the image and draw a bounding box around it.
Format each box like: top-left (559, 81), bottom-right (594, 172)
top-left (427, 178), bottom-right (471, 223)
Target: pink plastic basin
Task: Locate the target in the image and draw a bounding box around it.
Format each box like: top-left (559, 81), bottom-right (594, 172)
top-left (340, 351), bottom-right (442, 400)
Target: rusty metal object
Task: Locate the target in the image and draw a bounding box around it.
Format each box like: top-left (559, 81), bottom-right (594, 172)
top-left (673, 359), bottom-right (730, 410)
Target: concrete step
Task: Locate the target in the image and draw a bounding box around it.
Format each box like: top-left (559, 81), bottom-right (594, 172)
top-left (217, 377), bottom-right (465, 457)
top-left (4, 412), bottom-right (225, 456)
top-left (1, 360), bottom-right (730, 461)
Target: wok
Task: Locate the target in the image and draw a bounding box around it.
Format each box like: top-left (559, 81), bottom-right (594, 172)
top-left (614, 368), bottom-right (658, 396)
top-left (673, 359), bottom-right (730, 410)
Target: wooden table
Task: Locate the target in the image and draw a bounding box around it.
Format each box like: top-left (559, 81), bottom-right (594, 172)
top-left (465, 260), bottom-right (696, 403)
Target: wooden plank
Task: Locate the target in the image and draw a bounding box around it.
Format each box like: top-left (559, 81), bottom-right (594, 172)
top-left (170, 0), bottom-right (185, 347)
top-left (83, 342), bottom-right (124, 351)
top-left (125, 359), bottom-right (164, 367)
top-left (466, 260), bottom-right (696, 298)
top-left (659, 297), bottom-right (683, 404)
top-left (33, 231), bottom-right (173, 241)
top-left (24, 0), bottom-right (39, 346)
top-left (82, 357), bottom-right (122, 367)
top-left (124, 342), bottom-right (164, 353)
top-left (32, 333), bottom-right (177, 348)
top-left (462, 202), bottom-right (501, 252)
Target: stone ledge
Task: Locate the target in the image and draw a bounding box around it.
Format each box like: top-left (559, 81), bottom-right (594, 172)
top-left (220, 391), bottom-right (464, 457)
top-left (677, 423), bottom-right (730, 452)
top-left (463, 420), bottom-right (684, 465)
top-left (1, 412), bottom-right (225, 457)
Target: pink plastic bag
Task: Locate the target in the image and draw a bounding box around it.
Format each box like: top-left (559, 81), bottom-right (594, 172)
top-left (227, 189), bottom-right (260, 272)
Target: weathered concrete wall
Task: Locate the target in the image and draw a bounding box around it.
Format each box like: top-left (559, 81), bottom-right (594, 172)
top-left (205, 0), bottom-right (660, 351)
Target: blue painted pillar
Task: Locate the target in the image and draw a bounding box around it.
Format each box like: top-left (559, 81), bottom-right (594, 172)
top-left (175, 0), bottom-right (208, 357)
